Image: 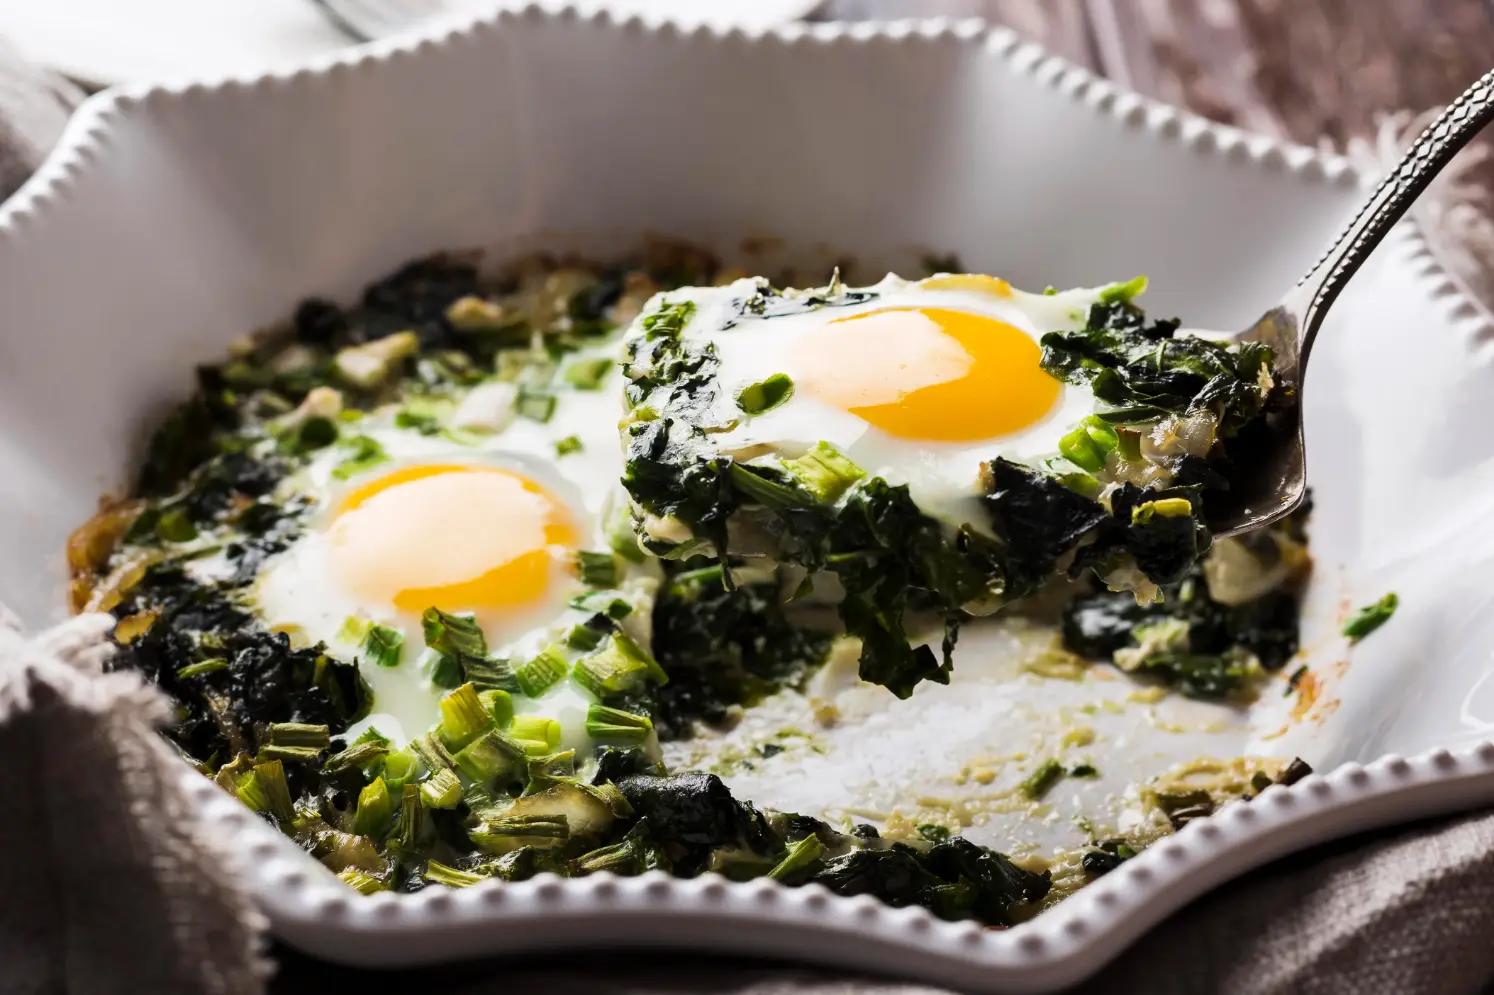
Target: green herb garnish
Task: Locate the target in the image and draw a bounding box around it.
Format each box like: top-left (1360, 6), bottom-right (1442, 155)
top-left (1344, 593), bottom-right (1397, 642)
top-left (734, 373), bottom-right (795, 415)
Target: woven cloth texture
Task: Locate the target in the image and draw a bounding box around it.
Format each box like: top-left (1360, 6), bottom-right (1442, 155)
top-left (2, 30), bottom-right (1493, 995)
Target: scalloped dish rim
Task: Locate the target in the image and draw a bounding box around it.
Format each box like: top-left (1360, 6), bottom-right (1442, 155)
top-left (5, 6), bottom-right (1492, 993)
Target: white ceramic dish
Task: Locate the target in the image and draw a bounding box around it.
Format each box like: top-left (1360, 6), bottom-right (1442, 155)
top-left (5, 8), bottom-right (1494, 992)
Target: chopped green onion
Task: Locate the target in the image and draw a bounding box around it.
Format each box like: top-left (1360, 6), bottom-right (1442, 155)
top-left (1131, 497), bottom-right (1193, 524)
top-left (337, 868), bottom-right (387, 894)
top-left (781, 441), bottom-right (865, 503)
top-left (585, 780), bottom-right (634, 818)
top-left (572, 632), bottom-right (669, 698)
top-left (1021, 759), bottom-right (1065, 799)
top-left (510, 715), bottom-right (562, 751)
top-left (1115, 427), bottom-right (1142, 462)
top-left (576, 550), bottom-right (620, 587)
top-left (323, 740), bottom-right (389, 775)
top-left (420, 768), bottom-right (464, 809)
top-left (478, 688), bottom-right (514, 729)
top-left (1344, 593), bottom-right (1398, 642)
top-left (354, 726), bottom-right (391, 748)
top-left (176, 658), bottom-right (228, 679)
top-left (235, 760), bottom-right (295, 824)
top-left (470, 814), bottom-right (570, 854)
top-left (394, 783), bottom-right (424, 852)
top-left (1042, 457), bottom-right (1103, 499)
top-left (566, 620), bottom-right (608, 652)
top-left (729, 464), bottom-right (812, 510)
top-left (261, 722), bottom-right (330, 762)
top-left (361, 624), bottom-right (403, 668)
top-left (409, 731), bottom-right (457, 773)
top-left (554, 435), bottom-right (583, 457)
top-left (734, 373), bottom-right (795, 415)
top-left (424, 860), bottom-right (490, 888)
top-left (1097, 275), bottom-right (1148, 303)
top-left (394, 409), bottom-right (442, 435)
top-left (283, 415), bottom-right (339, 454)
top-left (454, 730), bottom-right (527, 786)
top-left (604, 499), bottom-right (646, 563)
top-left (428, 653), bottom-right (465, 690)
top-left (916, 824), bottom-right (951, 843)
top-left (516, 645), bottom-right (569, 698)
top-left (767, 834), bottom-right (825, 883)
top-left (379, 749), bottom-right (420, 791)
top-left (517, 387), bottom-right (556, 423)
top-left (569, 591), bottom-right (633, 619)
top-left (563, 357), bottom-right (613, 390)
top-left (332, 435), bottom-right (389, 480)
top-left (155, 509), bottom-right (198, 543)
top-left (337, 615), bottom-right (371, 644)
top-left (445, 295), bottom-right (512, 332)
top-left (525, 750), bottom-right (576, 786)
top-left (438, 683), bottom-right (494, 752)
top-left (571, 837), bottom-right (649, 875)
top-left (1058, 415), bottom-right (1119, 473)
top-left (335, 331), bottom-right (419, 389)
top-left (352, 777), bottom-right (395, 839)
top-left (1070, 763), bottom-right (1100, 778)
top-left (462, 655), bottom-right (519, 693)
top-left (421, 608), bottom-right (487, 659)
top-left (639, 299), bottom-right (696, 338)
top-left (585, 704), bottom-right (653, 741)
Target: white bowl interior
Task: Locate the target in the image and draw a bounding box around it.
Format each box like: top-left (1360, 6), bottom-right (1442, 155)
top-left (14, 11), bottom-right (1483, 988)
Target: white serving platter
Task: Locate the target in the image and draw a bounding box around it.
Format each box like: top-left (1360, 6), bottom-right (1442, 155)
top-left (4, 7), bottom-right (1494, 992)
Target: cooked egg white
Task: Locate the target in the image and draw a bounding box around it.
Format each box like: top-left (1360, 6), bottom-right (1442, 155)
top-left (677, 273), bottom-right (1109, 529)
top-left (243, 351), bottom-right (658, 749)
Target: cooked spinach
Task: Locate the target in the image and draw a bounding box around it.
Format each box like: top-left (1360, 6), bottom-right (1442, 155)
top-left (1040, 299), bottom-right (1275, 437)
top-left (1062, 538), bottom-right (1304, 700)
top-left (622, 284), bottom-right (1281, 699)
top-left (649, 562), bottom-right (832, 738)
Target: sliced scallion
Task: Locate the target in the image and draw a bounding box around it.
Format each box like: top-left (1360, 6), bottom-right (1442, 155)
top-left (734, 373), bottom-right (795, 415)
top-left (337, 867), bottom-right (387, 894)
top-left (176, 658), bottom-right (228, 679)
top-left (332, 435), bottom-right (389, 480)
top-left (1344, 592), bottom-right (1398, 642)
top-left (510, 715), bottom-right (561, 751)
top-left (352, 777), bottom-right (394, 839)
top-left (454, 729), bottom-right (526, 786)
top-left (424, 860), bottom-right (489, 888)
top-left (516, 387), bottom-right (556, 423)
top-left (438, 682), bottom-right (494, 752)
top-left (478, 688), bottom-right (514, 730)
top-left (361, 623), bottom-right (403, 668)
top-left (563, 357), bottom-right (613, 390)
top-left (571, 632), bottom-right (668, 699)
top-left (781, 440), bottom-right (865, 503)
top-left (576, 550), bottom-right (620, 588)
top-left (420, 768), bottom-right (463, 810)
top-left (516, 645), bottom-right (568, 698)
top-left (766, 834), bottom-right (825, 883)
top-left (584, 704), bottom-right (653, 741)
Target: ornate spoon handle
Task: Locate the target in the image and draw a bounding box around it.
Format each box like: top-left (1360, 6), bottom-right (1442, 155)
top-left (1289, 67), bottom-right (1494, 364)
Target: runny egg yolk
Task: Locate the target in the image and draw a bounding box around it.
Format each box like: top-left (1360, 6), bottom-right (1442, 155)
top-left (328, 464), bottom-right (578, 615)
top-left (793, 307), bottom-right (1062, 442)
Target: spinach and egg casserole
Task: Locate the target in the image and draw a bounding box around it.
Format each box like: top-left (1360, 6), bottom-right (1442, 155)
top-left (68, 244), bottom-right (1312, 923)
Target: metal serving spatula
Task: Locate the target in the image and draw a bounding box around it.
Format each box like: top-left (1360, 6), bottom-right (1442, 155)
top-left (1205, 67), bottom-right (1494, 538)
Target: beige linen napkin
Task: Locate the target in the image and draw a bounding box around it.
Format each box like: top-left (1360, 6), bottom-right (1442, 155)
top-left (5, 30), bottom-right (1494, 995)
